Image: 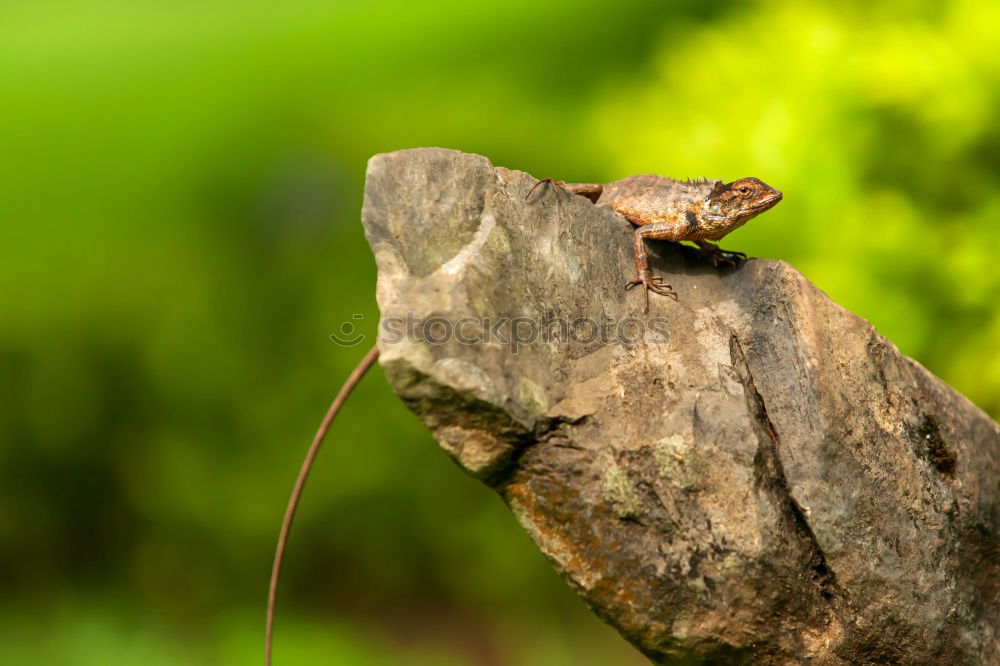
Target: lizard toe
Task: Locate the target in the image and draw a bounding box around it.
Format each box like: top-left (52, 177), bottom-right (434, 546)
top-left (649, 283), bottom-right (678, 299)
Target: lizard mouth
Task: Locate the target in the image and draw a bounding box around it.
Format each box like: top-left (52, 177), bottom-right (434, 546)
top-left (753, 189), bottom-right (782, 211)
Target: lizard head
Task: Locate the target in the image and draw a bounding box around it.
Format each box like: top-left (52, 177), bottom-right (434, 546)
top-left (705, 177), bottom-right (783, 226)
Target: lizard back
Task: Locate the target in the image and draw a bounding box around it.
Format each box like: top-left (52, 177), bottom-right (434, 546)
top-left (598, 175), bottom-right (721, 227)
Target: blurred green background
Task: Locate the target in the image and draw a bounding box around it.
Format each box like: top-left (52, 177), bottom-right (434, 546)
top-left (2, 0), bottom-right (998, 664)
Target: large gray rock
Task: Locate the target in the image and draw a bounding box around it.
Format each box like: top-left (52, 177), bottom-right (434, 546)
top-left (361, 148), bottom-right (999, 664)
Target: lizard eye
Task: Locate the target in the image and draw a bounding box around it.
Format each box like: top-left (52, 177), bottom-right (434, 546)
top-left (738, 187), bottom-right (750, 195)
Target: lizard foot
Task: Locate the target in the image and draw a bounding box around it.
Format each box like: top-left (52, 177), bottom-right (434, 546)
top-left (696, 242), bottom-right (747, 269)
top-left (525, 177), bottom-right (566, 201)
top-left (625, 275), bottom-right (677, 313)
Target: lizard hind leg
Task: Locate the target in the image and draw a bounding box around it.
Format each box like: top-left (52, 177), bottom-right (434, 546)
top-left (525, 177), bottom-right (565, 200)
top-left (564, 183), bottom-right (603, 203)
top-left (525, 178), bottom-right (604, 203)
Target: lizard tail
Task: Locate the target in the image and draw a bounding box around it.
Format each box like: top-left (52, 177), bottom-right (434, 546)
top-left (265, 343), bottom-right (380, 666)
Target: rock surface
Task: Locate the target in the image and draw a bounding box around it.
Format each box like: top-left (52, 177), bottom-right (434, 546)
top-left (361, 148), bottom-right (999, 664)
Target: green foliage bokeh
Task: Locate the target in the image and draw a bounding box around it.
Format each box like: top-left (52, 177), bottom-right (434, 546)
top-left (1, 1), bottom-right (998, 663)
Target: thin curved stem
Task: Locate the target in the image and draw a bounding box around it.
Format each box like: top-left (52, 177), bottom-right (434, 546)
top-left (265, 344), bottom-right (380, 666)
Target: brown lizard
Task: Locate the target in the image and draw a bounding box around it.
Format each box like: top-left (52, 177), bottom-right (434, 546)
top-left (526, 175), bottom-right (783, 312)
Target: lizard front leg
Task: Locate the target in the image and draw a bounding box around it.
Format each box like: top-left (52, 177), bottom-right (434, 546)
top-left (625, 222), bottom-right (684, 313)
top-left (694, 239), bottom-right (747, 268)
